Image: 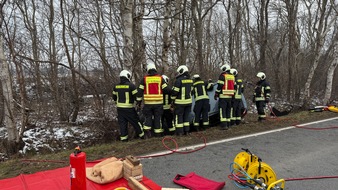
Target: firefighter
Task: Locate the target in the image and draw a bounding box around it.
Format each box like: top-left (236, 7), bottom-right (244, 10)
top-left (253, 72), bottom-right (271, 121)
top-left (137, 63), bottom-right (169, 137)
top-left (214, 64), bottom-right (235, 130)
top-left (162, 75), bottom-right (175, 135)
top-left (171, 65), bottom-right (193, 136)
top-left (191, 74), bottom-right (214, 131)
top-left (112, 70), bottom-right (144, 142)
top-left (230, 68), bottom-right (244, 125)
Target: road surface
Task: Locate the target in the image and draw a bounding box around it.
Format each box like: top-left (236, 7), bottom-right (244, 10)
top-left (141, 117), bottom-right (338, 190)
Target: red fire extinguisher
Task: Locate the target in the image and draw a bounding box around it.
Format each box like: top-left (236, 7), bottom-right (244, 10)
top-left (70, 146), bottom-right (87, 190)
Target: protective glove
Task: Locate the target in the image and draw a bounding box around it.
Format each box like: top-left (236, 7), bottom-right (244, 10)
top-left (252, 96), bottom-right (255, 103)
top-left (136, 101), bottom-right (142, 111)
top-left (170, 102), bottom-right (175, 112)
top-left (214, 93), bottom-right (219, 100)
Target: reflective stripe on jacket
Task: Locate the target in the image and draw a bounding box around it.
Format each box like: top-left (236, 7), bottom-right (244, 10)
top-left (234, 79), bottom-right (244, 99)
top-left (171, 76), bottom-right (193, 105)
top-left (254, 80), bottom-right (271, 101)
top-left (112, 79), bottom-right (138, 108)
top-left (222, 73), bottom-right (235, 95)
top-left (192, 80), bottom-right (209, 101)
top-left (140, 75), bottom-right (165, 104)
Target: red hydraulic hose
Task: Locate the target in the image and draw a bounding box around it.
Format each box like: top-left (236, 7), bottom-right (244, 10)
top-left (285, 175), bottom-right (338, 181)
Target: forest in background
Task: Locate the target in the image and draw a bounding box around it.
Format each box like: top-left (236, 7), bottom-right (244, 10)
top-left (0, 0), bottom-right (337, 154)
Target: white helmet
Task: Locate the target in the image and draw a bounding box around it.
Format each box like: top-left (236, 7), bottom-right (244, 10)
top-left (256, 72), bottom-right (266, 80)
top-left (146, 63), bottom-right (157, 72)
top-left (162, 75), bottom-right (169, 83)
top-left (176, 65), bottom-right (189, 76)
top-left (119, 70), bottom-right (131, 81)
top-left (230, 68), bottom-right (238, 76)
top-left (220, 64), bottom-right (231, 72)
top-left (192, 74), bottom-right (200, 79)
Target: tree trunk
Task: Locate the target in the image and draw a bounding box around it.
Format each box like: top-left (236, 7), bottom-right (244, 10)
top-left (60, 0), bottom-right (81, 122)
top-left (0, 35), bottom-right (21, 154)
top-left (323, 31), bottom-right (338, 104)
top-left (48, 0), bottom-right (67, 121)
top-left (302, 0), bottom-right (333, 105)
top-left (161, 0), bottom-right (171, 74)
top-left (121, 0), bottom-right (134, 69)
top-left (132, 0), bottom-right (146, 81)
top-left (286, 0), bottom-right (299, 101)
top-left (258, 0), bottom-right (269, 70)
top-left (191, 0), bottom-right (204, 74)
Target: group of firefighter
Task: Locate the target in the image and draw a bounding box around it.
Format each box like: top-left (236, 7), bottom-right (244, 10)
top-left (112, 63), bottom-right (271, 142)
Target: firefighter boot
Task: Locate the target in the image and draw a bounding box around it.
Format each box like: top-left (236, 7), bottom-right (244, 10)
top-left (220, 122), bottom-right (229, 130)
top-left (145, 130), bottom-right (152, 139)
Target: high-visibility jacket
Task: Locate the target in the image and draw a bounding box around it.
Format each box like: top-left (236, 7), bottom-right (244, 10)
top-left (254, 80), bottom-right (271, 101)
top-left (192, 79), bottom-right (213, 101)
top-left (216, 72), bottom-right (235, 98)
top-left (112, 78), bottom-right (138, 108)
top-left (234, 78), bottom-right (244, 100)
top-left (137, 74), bottom-right (168, 104)
top-left (171, 74), bottom-right (193, 105)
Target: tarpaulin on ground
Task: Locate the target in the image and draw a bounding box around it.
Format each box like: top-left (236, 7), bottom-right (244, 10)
top-left (0, 162), bottom-right (161, 190)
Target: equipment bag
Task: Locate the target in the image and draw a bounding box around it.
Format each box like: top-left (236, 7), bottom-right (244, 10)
top-left (173, 172), bottom-right (225, 190)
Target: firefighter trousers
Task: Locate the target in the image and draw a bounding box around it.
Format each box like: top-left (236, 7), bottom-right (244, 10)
top-left (143, 104), bottom-right (163, 134)
top-left (219, 98), bottom-right (232, 127)
top-left (162, 108), bottom-right (174, 135)
top-left (174, 104), bottom-right (192, 135)
top-left (232, 99), bottom-right (242, 125)
top-left (193, 99), bottom-right (210, 129)
top-left (255, 101), bottom-right (266, 120)
top-left (117, 108), bottom-right (144, 141)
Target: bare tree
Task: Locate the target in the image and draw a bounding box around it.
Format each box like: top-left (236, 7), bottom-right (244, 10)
top-left (0, 0), bottom-right (23, 154)
top-left (161, 0), bottom-right (172, 73)
top-left (132, 0), bottom-right (146, 81)
top-left (302, 0), bottom-right (335, 106)
top-left (285, 0), bottom-right (300, 101)
top-left (121, 0), bottom-right (134, 70)
top-left (323, 27), bottom-right (338, 104)
top-left (16, 1), bottom-right (43, 101)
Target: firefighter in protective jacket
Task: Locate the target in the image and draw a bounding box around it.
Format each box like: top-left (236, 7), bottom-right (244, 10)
top-left (214, 64), bottom-right (235, 130)
top-left (171, 65), bottom-right (193, 136)
top-left (137, 63), bottom-right (169, 137)
top-left (192, 74), bottom-right (213, 131)
top-left (113, 70), bottom-right (144, 142)
top-left (253, 72), bottom-right (271, 121)
top-left (162, 75), bottom-right (175, 135)
top-left (230, 68), bottom-right (244, 125)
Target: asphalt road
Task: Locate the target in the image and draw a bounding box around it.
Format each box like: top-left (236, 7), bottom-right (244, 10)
top-left (141, 117), bottom-right (338, 190)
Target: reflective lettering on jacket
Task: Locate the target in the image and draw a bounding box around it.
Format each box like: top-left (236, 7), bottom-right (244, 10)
top-left (113, 84), bottom-right (138, 108)
top-left (143, 75), bottom-right (163, 104)
top-left (192, 81), bottom-right (209, 101)
top-left (172, 78), bottom-right (193, 105)
top-left (234, 79), bottom-right (244, 99)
